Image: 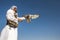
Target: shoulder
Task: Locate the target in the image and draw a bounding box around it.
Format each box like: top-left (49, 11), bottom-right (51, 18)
top-left (7, 9), bottom-right (14, 13)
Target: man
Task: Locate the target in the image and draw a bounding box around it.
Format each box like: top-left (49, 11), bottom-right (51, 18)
top-left (0, 6), bottom-right (26, 40)
top-left (0, 5), bottom-right (39, 40)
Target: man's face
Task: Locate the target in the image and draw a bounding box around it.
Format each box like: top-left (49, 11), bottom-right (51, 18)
top-left (13, 8), bottom-right (17, 12)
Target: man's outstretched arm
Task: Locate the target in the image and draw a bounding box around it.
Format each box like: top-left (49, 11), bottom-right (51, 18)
top-left (17, 17), bottom-right (25, 22)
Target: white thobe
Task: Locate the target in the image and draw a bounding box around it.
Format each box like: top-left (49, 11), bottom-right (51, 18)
top-left (0, 9), bottom-right (25, 40)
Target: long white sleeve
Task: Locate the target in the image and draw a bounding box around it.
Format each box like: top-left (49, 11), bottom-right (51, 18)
top-left (18, 17), bottom-right (25, 20)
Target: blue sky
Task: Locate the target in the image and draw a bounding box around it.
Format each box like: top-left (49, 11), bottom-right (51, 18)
top-left (0, 0), bottom-right (60, 40)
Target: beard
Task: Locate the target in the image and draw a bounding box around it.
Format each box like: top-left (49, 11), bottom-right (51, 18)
top-left (15, 10), bottom-right (17, 13)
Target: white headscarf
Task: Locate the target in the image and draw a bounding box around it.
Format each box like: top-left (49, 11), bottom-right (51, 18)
top-left (11, 5), bottom-right (17, 10)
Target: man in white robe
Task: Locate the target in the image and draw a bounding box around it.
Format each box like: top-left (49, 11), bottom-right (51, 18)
top-left (0, 5), bottom-right (39, 40)
top-left (0, 6), bottom-right (26, 40)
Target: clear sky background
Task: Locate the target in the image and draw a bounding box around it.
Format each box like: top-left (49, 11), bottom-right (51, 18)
top-left (0, 0), bottom-right (60, 40)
